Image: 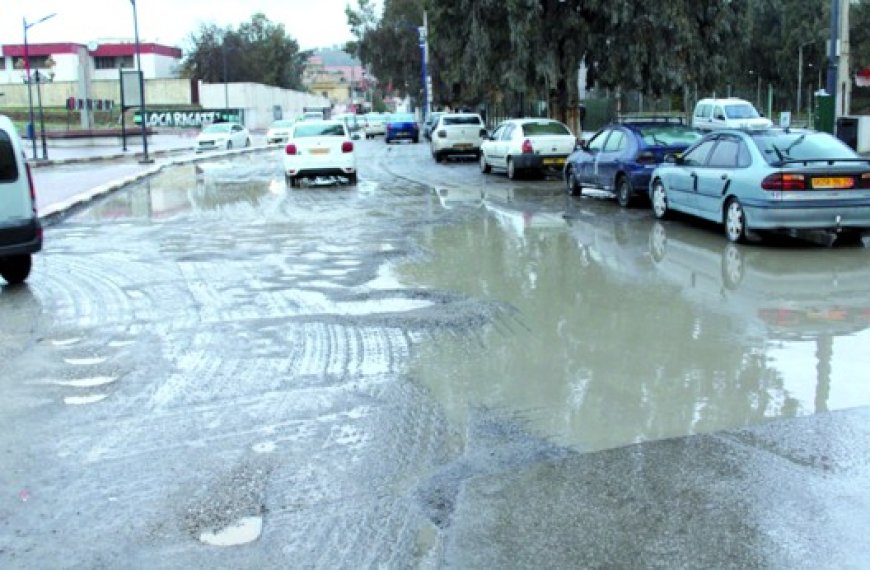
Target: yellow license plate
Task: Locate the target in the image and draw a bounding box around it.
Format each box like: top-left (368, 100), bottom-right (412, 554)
top-left (543, 158), bottom-right (564, 166)
top-left (812, 177), bottom-right (853, 189)
top-left (310, 148), bottom-right (330, 155)
top-left (454, 144), bottom-right (472, 149)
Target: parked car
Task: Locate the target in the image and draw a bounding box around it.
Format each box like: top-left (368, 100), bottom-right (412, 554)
top-left (479, 117), bottom-right (576, 179)
top-left (423, 112), bottom-right (445, 141)
top-left (266, 119), bottom-right (296, 144)
top-left (430, 113), bottom-right (487, 162)
top-left (283, 119), bottom-right (357, 187)
top-left (195, 122), bottom-right (251, 152)
top-left (0, 115), bottom-right (41, 285)
top-left (649, 127), bottom-right (870, 243)
top-left (385, 113), bottom-right (419, 144)
top-left (300, 111), bottom-right (325, 121)
top-left (363, 113), bottom-right (386, 139)
top-left (692, 98), bottom-right (772, 131)
top-left (333, 113), bottom-right (363, 140)
top-left (564, 117), bottom-right (702, 207)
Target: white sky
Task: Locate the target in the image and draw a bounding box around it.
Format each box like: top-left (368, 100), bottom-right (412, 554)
top-left (1, 0), bottom-right (360, 52)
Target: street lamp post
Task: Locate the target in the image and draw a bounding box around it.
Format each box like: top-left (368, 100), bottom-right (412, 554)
top-left (35, 71), bottom-right (48, 160)
top-left (130, 0), bottom-right (152, 163)
top-left (22, 13), bottom-right (55, 161)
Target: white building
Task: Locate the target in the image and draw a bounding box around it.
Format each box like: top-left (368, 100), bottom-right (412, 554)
top-left (0, 41), bottom-right (182, 84)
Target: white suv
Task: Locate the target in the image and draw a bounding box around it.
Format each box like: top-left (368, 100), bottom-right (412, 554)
top-left (0, 115), bottom-right (41, 284)
top-left (430, 113), bottom-right (487, 162)
top-left (692, 98), bottom-right (772, 131)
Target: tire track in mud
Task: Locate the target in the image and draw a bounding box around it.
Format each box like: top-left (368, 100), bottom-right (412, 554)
top-left (1, 150), bottom-right (515, 567)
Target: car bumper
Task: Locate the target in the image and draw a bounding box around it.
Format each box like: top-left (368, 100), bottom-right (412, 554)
top-left (431, 140), bottom-right (482, 155)
top-left (267, 136), bottom-right (288, 144)
top-left (0, 219), bottom-right (42, 256)
top-left (744, 198), bottom-right (870, 231)
top-left (386, 130), bottom-right (418, 140)
top-left (512, 154), bottom-right (569, 170)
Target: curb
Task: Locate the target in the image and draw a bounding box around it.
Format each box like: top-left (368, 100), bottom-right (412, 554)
top-left (39, 144), bottom-right (278, 225)
top-left (27, 146), bottom-right (194, 169)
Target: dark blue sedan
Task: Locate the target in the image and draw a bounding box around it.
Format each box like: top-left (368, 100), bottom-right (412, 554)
top-left (385, 113), bottom-right (420, 144)
top-left (564, 118), bottom-right (701, 207)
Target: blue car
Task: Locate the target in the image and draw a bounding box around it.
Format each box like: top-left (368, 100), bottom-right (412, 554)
top-left (649, 127), bottom-right (870, 244)
top-left (385, 113), bottom-right (419, 144)
top-left (564, 117), bottom-right (701, 207)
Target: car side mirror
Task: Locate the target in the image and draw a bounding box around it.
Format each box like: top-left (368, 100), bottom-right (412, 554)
top-left (715, 113), bottom-right (726, 121)
top-left (577, 138), bottom-right (587, 150)
top-left (664, 153), bottom-right (679, 164)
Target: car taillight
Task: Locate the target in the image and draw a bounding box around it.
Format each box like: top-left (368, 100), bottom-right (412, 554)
top-left (521, 139), bottom-right (534, 154)
top-left (285, 143), bottom-right (298, 155)
top-left (636, 151), bottom-right (656, 165)
top-left (761, 172), bottom-right (806, 190)
top-left (860, 173), bottom-right (870, 188)
top-left (437, 130), bottom-right (446, 138)
top-left (342, 141), bottom-right (354, 153)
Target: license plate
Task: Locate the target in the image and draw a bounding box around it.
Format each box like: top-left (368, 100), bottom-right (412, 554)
top-left (543, 158), bottom-right (564, 166)
top-left (812, 176), bottom-right (854, 189)
top-left (454, 144), bottom-right (472, 149)
top-left (310, 148), bottom-right (330, 155)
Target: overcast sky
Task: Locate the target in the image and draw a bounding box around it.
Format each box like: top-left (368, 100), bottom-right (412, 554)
top-left (1, 0), bottom-right (365, 52)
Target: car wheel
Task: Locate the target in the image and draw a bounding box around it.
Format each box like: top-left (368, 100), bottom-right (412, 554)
top-left (480, 152), bottom-right (491, 174)
top-left (0, 254), bottom-right (32, 285)
top-left (434, 151), bottom-right (444, 163)
top-left (245, 138), bottom-right (251, 148)
top-left (835, 230), bottom-right (865, 246)
top-left (724, 198), bottom-right (748, 243)
top-left (616, 176), bottom-right (634, 208)
top-left (348, 173), bottom-right (358, 185)
top-left (651, 179), bottom-right (669, 219)
top-left (507, 157), bottom-right (518, 180)
top-left (413, 137), bottom-right (419, 144)
top-left (226, 141), bottom-right (233, 150)
top-left (565, 166), bottom-right (582, 196)
top-left (288, 175), bottom-right (300, 188)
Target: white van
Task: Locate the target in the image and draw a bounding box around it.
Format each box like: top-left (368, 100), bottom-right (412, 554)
top-left (692, 98), bottom-right (772, 131)
top-left (0, 115), bottom-right (41, 285)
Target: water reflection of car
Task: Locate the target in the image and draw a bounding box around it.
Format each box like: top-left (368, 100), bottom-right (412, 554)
top-left (564, 117), bottom-right (701, 207)
top-left (195, 122), bottom-right (251, 152)
top-left (266, 119), bottom-right (296, 144)
top-left (649, 127), bottom-right (870, 244)
top-left (283, 119), bottom-right (357, 187)
top-left (385, 113), bottom-right (419, 144)
top-left (648, 220), bottom-right (870, 339)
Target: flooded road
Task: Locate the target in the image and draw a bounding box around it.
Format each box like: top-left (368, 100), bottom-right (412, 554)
top-left (2, 140), bottom-right (869, 567)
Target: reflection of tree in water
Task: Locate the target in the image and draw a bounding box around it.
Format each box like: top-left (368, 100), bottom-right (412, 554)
top-left (401, 214), bottom-right (792, 451)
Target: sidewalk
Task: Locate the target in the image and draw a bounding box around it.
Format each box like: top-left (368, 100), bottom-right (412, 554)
top-left (24, 131), bottom-right (199, 168)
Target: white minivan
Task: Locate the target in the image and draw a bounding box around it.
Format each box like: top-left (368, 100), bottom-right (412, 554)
top-left (0, 115), bottom-right (41, 285)
top-left (692, 98), bottom-right (772, 131)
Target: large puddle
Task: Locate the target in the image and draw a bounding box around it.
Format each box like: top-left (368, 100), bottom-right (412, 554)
top-left (401, 193), bottom-right (870, 452)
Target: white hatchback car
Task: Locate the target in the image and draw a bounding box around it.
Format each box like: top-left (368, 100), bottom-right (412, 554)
top-left (479, 118), bottom-right (577, 179)
top-left (0, 115), bottom-right (41, 285)
top-left (195, 122), bottom-right (252, 152)
top-left (430, 113), bottom-right (487, 162)
top-left (283, 120), bottom-right (358, 187)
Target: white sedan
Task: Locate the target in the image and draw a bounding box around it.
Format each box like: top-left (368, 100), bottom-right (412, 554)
top-left (283, 120), bottom-right (358, 187)
top-left (430, 113), bottom-right (487, 162)
top-left (195, 122), bottom-right (251, 152)
top-left (479, 118), bottom-right (577, 179)
top-left (266, 119), bottom-right (296, 144)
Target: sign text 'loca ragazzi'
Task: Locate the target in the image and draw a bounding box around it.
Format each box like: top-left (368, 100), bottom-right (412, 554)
top-left (133, 109), bottom-right (243, 128)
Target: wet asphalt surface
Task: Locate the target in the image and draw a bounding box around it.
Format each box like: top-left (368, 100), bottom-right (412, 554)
top-left (2, 139), bottom-right (870, 568)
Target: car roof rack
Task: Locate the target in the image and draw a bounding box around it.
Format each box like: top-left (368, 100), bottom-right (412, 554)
top-left (614, 114), bottom-right (685, 125)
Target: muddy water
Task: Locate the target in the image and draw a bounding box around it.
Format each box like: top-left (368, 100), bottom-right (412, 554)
top-left (401, 193), bottom-right (870, 453)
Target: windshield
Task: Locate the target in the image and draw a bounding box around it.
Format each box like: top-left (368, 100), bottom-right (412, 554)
top-left (203, 124), bottom-right (232, 133)
top-left (724, 104), bottom-right (760, 119)
top-left (752, 131), bottom-right (858, 164)
top-left (637, 125), bottom-right (702, 147)
top-left (293, 123), bottom-right (346, 137)
top-left (522, 121), bottom-right (571, 136)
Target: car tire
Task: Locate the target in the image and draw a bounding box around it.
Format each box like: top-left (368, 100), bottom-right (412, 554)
top-left (226, 141), bottom-right (233, 150)
top-left (565, 166), bottom-right (582, 196)
top-left (616, 176), bottom-right (634, 208)
top-left (413, 137), bottom-right (419, 144)
top-left (724, 198), bottom-right (748, 243)
top-left (245, 138), bottom-right (251, 148)
top-left (480, 152), bottom-right (491, 174)
top-left (0, 254), bottom-right (32, 285)
top-left (507, 157), bottom-right (518, 180)
top-left (835, 230), bottom-right (865, 246)
top-left (651, 179), bottom-right (670, 220)
top-left (348, 173), bottom-right (358, 185)
top-left (288, 175), bottom-right (300, 188)
top-left (434, 151), bottom-right (444, 163)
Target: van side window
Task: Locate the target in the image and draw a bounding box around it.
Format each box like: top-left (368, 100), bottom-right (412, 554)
top-left (695, 104), bottom-right (710, 118)
top-left (0, 131), bottom-right (19, 182)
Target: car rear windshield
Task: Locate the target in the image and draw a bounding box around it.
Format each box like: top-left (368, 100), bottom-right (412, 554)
top-left (0, 131), bottom-right (19, 182)
top-left (752, 132), bottom-right (858, 164)
top-left (390, 114), bottom-right (416, 123)
top-left (724, 104), bottom-right (760, 119)
top-left (522, 121), bottom-right (570, 136)
top-left (443, 116), bottom-right (482, 126)
top-left (637, 125), bottom-right (702, 147)
top-left (294, 123), bottom-right (346, 137)
top-left (271, 120), bottom-right (294, 128)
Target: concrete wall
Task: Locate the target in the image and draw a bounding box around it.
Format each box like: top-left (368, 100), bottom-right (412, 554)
top-left (198, 82), bottom-right (331, 130)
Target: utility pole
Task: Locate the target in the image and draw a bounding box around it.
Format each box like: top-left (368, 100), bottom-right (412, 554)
top-left (418, 11), bottom-right (430, 121)
top-left (827, 0), bottom-right (839, 103)
top-left (836, 0), bottom-right (851, 117)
